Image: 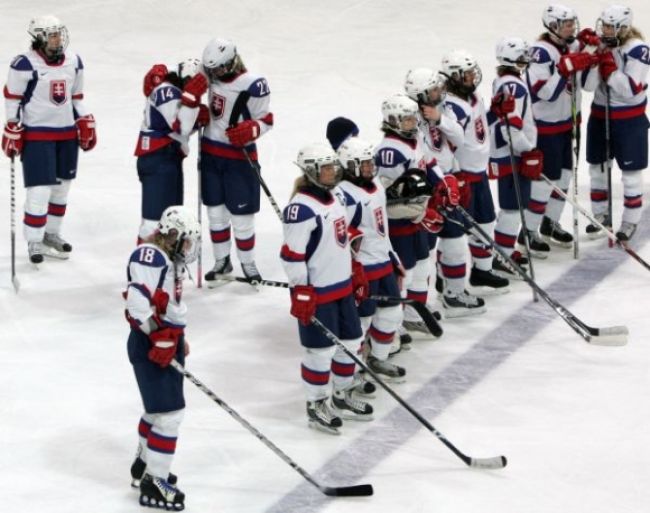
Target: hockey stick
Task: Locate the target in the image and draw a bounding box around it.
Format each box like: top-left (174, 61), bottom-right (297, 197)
top-left (540, 174), bottom-right (650, 272)
top-left (211, 274), bottom-right (288, 289)
top-left (368, 295), bottom-right (443, 337)
top-left (310, 318), bottom-right (506, 469)
top-left (10, 155), bottom-right (19, 293)
top-left (605, 86), bottom-right (614, 248)
top-left (570, 74), bottom-right (580, 259)
top-left (242, 147), bottom-right (283, 221)
top-left (196, 127), bottom-right (203, 288)
top-left (453, 206), bottom-right (628, 346)
top-left (503, 116), bottom-right (538, 302)
top-left (170, 359), bottom-right (373, 497)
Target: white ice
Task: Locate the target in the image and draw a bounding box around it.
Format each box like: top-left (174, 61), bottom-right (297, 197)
top-left (1, 1), bottom-right (649, 512)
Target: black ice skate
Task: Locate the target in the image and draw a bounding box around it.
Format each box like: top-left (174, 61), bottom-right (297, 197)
top-left (350, 373), bottom-right (377, 397)
top-left (585, 214), bottom-right (611, 239)
top-left (43, 232), bottom-right (73, 253)
top-left (241, 261), bottom-right (262, 285)
top-left (469, 267), bottom-right (510, 295)
top-left (332, 389), bottom-right (374, 421)
top-left (398, 325), bottom-right (413, 347)
top-left (540, 216), bottom-right (573, 247)
top-left (367, 355), bottom-right (406, 383)
top-left (139, 473), bottom-right (185, 511)
top-left (130, 456), bottom-right (177, 489)
top-left (205, 255), bottom-right (233, 287)
top-left (307, 398), bottom-right (343, 435)
top-left (28, 241), bottom-right (44, 265)
top-left (492, 251), bottom-right (528, 280)
top-left (442, 290), bottom-right (486, 318)
top-left (517, 229), bottom-right (550, 259)
top-left (616, 221), bottom-right (637, 242)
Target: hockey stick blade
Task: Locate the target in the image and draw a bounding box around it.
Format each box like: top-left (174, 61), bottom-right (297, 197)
top-left (586, 325), bottom-right (628, 346)
top-left (12, 276), bottom-right (20, 293)
top-left (369, 295), bottom-right (443, 337)
top-left (470, 455), bottom-right (508, 470)
top-left (322, 484), bottom-right (374, 497)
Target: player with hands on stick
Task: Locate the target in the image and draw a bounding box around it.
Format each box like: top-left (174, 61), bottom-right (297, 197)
top-left (134, 59), bottom-right (208, 242)
top-left (124, 206), bottom-right (201, 511)
top-left (3, 14), bottom-right (96, 264)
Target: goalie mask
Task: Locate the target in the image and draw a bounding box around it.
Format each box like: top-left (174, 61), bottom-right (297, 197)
top-left (337, 138), bottom-right (376, 184)
top-left (542, 4), bottom-right (579, 44)
top-left (202, 38), bottom-right (242, 82)
top-left (28, 15), bottom-right (69, 61)
top-left (158, 206), bottom-right (201, 264)
top-left (295, 142), bottom-right (343, 190)
top-left (381, 93), bottom-right (419, 139)
top-left (441, 50), bottom-right (482, 96)
top-left (404, 68), bottom-right (447, 106)
top-left (597, 5), bottom-right (633, 47)
top-left (495, 37), bottom-right (531, 71)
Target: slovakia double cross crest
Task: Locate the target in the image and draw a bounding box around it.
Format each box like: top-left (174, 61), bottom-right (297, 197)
top-left (50, 80), bottom-right (67, 105)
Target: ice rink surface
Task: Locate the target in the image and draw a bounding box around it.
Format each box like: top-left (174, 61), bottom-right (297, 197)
top-left (1, 1), bottom-right (649, 512)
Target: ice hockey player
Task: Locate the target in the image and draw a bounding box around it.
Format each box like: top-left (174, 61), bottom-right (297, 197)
top-left (281, 142), bottom-right (373, 434)
top-left (488, 37), bottom-right (544, 279)
top-left (522, 4), bottom-right (599, 253)
top-left (337, 137), bottom-right (406, 381)
top-left (326, 116), bottom-right (359, 151)
top-left (583, 5), bottom-right (649, 241)
top-left (405, 68), bottom-right (486, 317)
top-left (441, 50), bottom-right (510, 294)
top-left (135, 59), bottom-right (208, 242)
top-left (125, 205), bottom-right (201, 511)
top-left (200, 38), bottom-right (273, 285)
top-left (2, 15), bottom-right (96, 264)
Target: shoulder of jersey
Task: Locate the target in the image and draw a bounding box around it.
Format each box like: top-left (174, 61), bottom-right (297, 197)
top-left (283, 200), bottom-right (317, 223)
top-left (529, 42), bottom-right (555, 63)
top-left (129, 243), bottom-right (169, 267)
top-left (233, 71), bottom-right (271, 98)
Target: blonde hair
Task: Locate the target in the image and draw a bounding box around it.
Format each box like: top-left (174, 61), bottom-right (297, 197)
top-left (290, 175), bottom-right (309, 199)
top-left (619, 26), bottom-right (645, 44)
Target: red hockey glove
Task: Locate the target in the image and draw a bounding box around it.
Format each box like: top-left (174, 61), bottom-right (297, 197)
top-left (76, 114), bottom-right (97, 151)
top-left (453, 175), bottom-right (472, 208)
top-left (148, 327), bottom-right (183, 367)
top-left (197, 104), bottom-right (210, 127)
top-left (143, 64), bottom-right (168, 96)
top-left (598, 51), bottom-right (617, 82)
top-left (181, 73), bottom-right (208, 108)
top-left (490, 92), bottom-right (515, 118)
top-left (351, 260), bottom-right (369, 304)
top-left (2, 122), bottom-right (24, 158)
top-left (348, 226), bottom-right (363, 257)
top-left (151, 288), bottom-right (170, 315)
top-left (434, 174), bottom-right (460, 209)
top-left (419, 207), bottom-right (444, 233)
top-left (290, 285), bottom-right (317, 325)
top-left (518, 149), bottom-right (544, 180)
top-left (578, 28), bottom-right (601, 48)
top-left (226, 120), bottom-right (260, 147)
top-left (558, 52), bottom-right (597, 78)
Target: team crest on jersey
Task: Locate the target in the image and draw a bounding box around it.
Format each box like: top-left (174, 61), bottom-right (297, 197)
top-left (429, 126), bottom-right (443, 151)
top-left (374, 207), bottom-right (386, 236)
top-left (474, 117), bottom-right (486, 143)
top-left (333, 217), bottom-right (347, 247)
top-left (210, 93), bottom-right (226, 119)
top-left (50, 80), bottom-right (67, 105)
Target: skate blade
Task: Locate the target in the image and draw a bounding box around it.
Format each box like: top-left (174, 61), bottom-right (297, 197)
top-left (517, 245), bottom-right (549, 260)
top-left (442, 305), bottom-right (487, 319)
top-left (586, 231), bottom-right (608, 240)
top-left (206, 276), bottom-right (232, 289)
top-left (367, 373), bottom-right (406, 385)
top-left (332, 408), bottom-right (374, 422)
top-left (492, 269), bottom-right (526, 281)
top-left (468, 284), bottom-right (511, 297)
top-left (42, 247), bottom-right (70, 260)
top-left (308, 420), bottom-right (341, 435)
top-left (139, 494), bottom-right (184, 511)
top-left (542, 236), bottom-right (573, 248)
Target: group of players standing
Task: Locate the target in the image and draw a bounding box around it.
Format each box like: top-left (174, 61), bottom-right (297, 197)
top-left (3, 4), bottom-right (648, 510)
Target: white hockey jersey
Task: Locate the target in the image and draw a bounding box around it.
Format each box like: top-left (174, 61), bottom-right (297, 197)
top-left (337, 178), bottom-right (394, 280)
top-left (134, 81), bottom-right (199, 157)
top-left (281, 186), bottom-right (353, 303)
top-left (202, 70), bottom-right (273, 161)
top-left (583, 37), bottom-right (649, 119)
top-left (488, 72), bottom-right (537, 176)
top-left (526, 37), bottom-right (584, 134)
top-left (417, 110), bottom-right (463, 173)
top-left (125, 243), bottom-right (187, 330)
top-left (4, 49), bottom-right (88, 141)
top-left (443, 92), bottom-right (490, 175)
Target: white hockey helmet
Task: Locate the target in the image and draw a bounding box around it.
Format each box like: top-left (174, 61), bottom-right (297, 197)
top-left (495, 37), bottom-right (531, 69)
top-left (337, 138), bottom-right (376, 181)
top-left (597, 5), bottom-right (633, 46)
top-left (158, 206), bottom-right (202, 263)
top-left (441, 50), bottom-right (482, 91)
top-left (202, 38), bottom-right (239, 82)
top-left (404, 68), bottom-right (447, 106)
top-left (381, 93), bottom-right (419, 139)
top-left (28, 15), bottom-right (69, 57)
top-left (295, 142), bottom-right (343, 189)
top-left (178, 58), bottom-right (202, 82)
top-left (542, 4), bottom-right (578, 42)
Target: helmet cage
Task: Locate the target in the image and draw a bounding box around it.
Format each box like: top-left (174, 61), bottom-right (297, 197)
top-left (296, 144), bottom-right (343, 190)
top-left (28, 16), bottom-right (69, 59)
top-left (158, 206), bottom-right (201, 264)
top-left (337, 139), bottom-right (376, 183)
top-left (596, 6), bottom-right (633, 47)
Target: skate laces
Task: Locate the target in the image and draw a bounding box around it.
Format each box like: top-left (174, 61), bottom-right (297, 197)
top-left (337, 390), bottom-right (367, 411)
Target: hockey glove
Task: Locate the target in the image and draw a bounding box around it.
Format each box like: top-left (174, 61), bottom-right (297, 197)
top-left (2, 122), bottom-right (24, 158)
top-left (434, 174), bottom-right (460, 209)
top-left (181, 73), bottom-right (208, 108)
top-left (557, 52), bottom-right (597, 78)
top-left (578, 28), bottom-right (601, 48)
top-left (490, 92), bottom-right (515, 118)
top-left (351, 260), bottom-right (369, 304)
top-left (453, 174), bottom-right (472, 209)
top-left (151, 288), bottom-right (170, 316)
top-left (348, 226), bottom-right (363, 257)
top-left (148, 327), bottom-right (183, 367)
top-left (598, 51), bottom-right (617, 82)
top-left (226, 120), bottom-right (260, 147)
top-left (76, 114), bottom-right (97, 151)
top-left (290, 285), bottom-right (317, 325)
top-left (197, 104), bottom-right (210, 128)
top-left (518, 149), bottom-right (544, 180)
top-left (143, 64), bottom-right (168, 96)
top-left (418, 207), bottom-right (444, 233)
